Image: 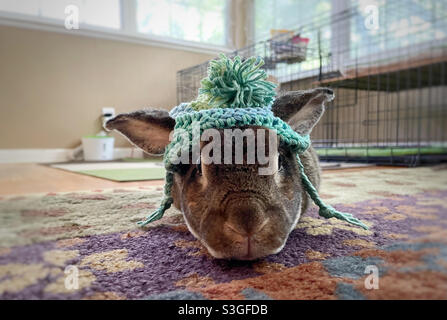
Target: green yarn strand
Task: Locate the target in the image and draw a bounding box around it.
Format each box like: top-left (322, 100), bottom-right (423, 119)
top-left (136, 207), bottom-right (164, 227)
top-left (296, 155), bottom-right (369, 230)
top-left (137, 170), bottom-right (174, 226)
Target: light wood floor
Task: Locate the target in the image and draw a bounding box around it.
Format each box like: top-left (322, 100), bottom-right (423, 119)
top-left (0, 163), bottom-right (164, 195)
top-left (0, 163), bottom-right (401, 196)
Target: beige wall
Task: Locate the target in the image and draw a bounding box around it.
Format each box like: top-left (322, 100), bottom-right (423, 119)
top-left (0, 25), bottom-right (215, 148)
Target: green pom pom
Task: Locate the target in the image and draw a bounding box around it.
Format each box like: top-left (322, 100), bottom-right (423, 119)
top-left (191, 54), bottom-right (277, 110)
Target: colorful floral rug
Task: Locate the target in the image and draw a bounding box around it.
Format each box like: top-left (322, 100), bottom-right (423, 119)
top-left (1, 166), bottom-right (447, 300)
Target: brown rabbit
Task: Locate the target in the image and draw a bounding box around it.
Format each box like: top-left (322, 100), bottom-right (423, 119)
top-left (106, 88), bottom-right (334, 260)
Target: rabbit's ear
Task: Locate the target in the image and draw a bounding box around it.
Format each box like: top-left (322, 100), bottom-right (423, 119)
top-left (272, 88), bottom-right (334, 135)
top-left (105, 109), bottom-right (175, 155)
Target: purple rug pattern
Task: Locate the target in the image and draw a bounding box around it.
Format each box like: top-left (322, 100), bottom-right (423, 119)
top-left (1, 168), bottom-right (447, 299)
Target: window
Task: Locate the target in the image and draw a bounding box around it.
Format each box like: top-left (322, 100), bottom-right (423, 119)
top-left (0, 0), bottom-right (122, 29)
top-left (254, 0), bottom-right (332, 41)
top-left (0, 0), bottom-right (229, 48)
top-left (350, 0), bottom-right (447, 58)
top-left (136, 0), bottom-right (227, 45)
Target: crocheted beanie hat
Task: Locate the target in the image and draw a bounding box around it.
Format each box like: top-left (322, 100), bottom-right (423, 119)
top-left (138, 54), bottom-right (368, 230)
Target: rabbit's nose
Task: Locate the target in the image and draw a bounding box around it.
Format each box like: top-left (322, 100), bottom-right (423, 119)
top-left (223, 222), bottom-right (268, 260)
top-left (225, 202), bottom-right (269, 237)
top-left (224, 218), bottom-right (269, 238)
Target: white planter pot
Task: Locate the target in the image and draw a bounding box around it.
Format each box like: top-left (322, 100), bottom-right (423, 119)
top-left (82, 136), bottom-right (115, 161)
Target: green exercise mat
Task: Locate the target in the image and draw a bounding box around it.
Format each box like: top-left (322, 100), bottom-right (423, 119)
top-left (77, 167), bottom-right (166, 182)
top-left (316, 146), bottom-right (447, 157)
top-left (49, 161), bottom-right (165, 182)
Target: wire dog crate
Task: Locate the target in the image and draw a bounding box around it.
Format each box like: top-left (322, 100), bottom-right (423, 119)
top-left (177, 0), bottom-right (447, 166)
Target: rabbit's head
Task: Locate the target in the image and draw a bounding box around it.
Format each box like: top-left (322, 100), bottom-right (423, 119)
top-left (106, 88), bottom-right (333, 260)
